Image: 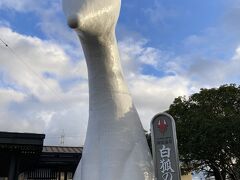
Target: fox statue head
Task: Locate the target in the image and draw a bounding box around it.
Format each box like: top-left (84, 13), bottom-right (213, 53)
top-left (62, 0), bottom-right (121, 37)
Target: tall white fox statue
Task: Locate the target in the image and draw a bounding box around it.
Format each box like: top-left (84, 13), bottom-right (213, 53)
top-left (62, 0), bottom-right (154, 179)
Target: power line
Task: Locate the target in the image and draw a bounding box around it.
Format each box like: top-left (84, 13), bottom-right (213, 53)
top-left (0, 36), bottom-right (66, 105)
top-left (0, 38), bottom-right (8, 47)
top-left (0, 37), bottom-right (85, 143)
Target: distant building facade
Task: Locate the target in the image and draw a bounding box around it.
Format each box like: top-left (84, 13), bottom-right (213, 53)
top-left (0, 132), bottom-right (82, 180)
top-left (0, 131), bottom-right (193, 180)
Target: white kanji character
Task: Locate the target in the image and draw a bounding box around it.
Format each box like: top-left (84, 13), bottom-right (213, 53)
top-left (162, 172), bottom-right (173, 180)
top-left (160, 159), bottom-right (175, 173)
top-left (160, 145), bottom-right (171, 158)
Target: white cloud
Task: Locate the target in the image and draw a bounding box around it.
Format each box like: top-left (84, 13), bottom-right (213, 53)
top-left (3, 0), bottom-right (240, 150)
top-left (178, 18), bottom-right (240, 87)
top-left (4, 20), bottom-right (240, 146)
top-left (143, 0), bottom-right (177, 25)
top-left (0, 19), bottom-right (10, 27)
top-left (119, 37), bottom-right (171, 77)
top-left (36, 2), bottom-right (79, 46)
top-left (128, 74), bottom-right (190, 129)
top-left (118, 37), bottom-right (191, 129)
top-left (184, 35), bottom-right (208, 47)
top-left (0, 88), bottom-right (25, 107)
top-left (0, 0), bottom-right (78, 49)
top-left (0, 0), bottom-right (46, 12)
top-left (0, 25), bottom-right (194, 146)
top-left (0, 26), bottom-right (88, 146)
top-left (223, 0), bottom-right (240, 37)
top-left (180, 45), bottom-right (240, 87)
top-left (1, 28), bottom-right (64, 101)
top-left (117, 28), bottom-right (240, 132)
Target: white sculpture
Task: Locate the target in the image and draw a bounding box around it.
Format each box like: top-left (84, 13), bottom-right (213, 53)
top-left (62, 0), bottom-right (154, 179)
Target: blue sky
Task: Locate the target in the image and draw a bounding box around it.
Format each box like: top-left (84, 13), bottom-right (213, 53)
top-left (0, 0), bottom-right (240, 155)
top-left (120, 0), bottom-right (224, 48)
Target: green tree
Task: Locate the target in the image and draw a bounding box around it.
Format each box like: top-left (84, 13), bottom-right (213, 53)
top-left (167, 84), bottom-right (240, 180)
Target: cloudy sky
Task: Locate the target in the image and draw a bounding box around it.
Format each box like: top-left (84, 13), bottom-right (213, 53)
top-left (0, 0), bottom-right (240, 146)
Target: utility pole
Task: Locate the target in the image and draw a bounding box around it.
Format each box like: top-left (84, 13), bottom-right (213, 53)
top-left (60, 129), bottom-right (65, 146)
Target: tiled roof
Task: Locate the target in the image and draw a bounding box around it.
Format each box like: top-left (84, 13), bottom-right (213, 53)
top-left (42, 146), bottom-right (83, 154)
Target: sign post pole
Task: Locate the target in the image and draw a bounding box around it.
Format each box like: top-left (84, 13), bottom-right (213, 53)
top-left (151, 113), bottom-right (181, 180)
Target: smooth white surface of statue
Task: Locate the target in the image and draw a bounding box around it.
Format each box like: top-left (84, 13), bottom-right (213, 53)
top-left (62, 0), bottom-right (154, 179)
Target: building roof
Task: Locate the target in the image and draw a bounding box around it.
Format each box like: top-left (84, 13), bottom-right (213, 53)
top-left (43, 146), bottom-right (83, 154)
top-left (39, 146), bottom-right (82, 171)
top-left (0, 132), bottom-right (82, 176)
top-left (0, 131), bottom-right (45, 145)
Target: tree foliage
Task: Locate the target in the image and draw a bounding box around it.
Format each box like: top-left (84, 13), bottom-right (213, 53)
top-left (167, 84), bottom-right (240, 180)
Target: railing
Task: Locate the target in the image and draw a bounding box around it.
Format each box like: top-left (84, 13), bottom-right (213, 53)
top-left (23, 169), bottom-right (73, 180)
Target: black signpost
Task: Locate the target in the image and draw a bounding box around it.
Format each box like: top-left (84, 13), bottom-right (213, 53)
top-left (151, 113), bottom-right (181, 180)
